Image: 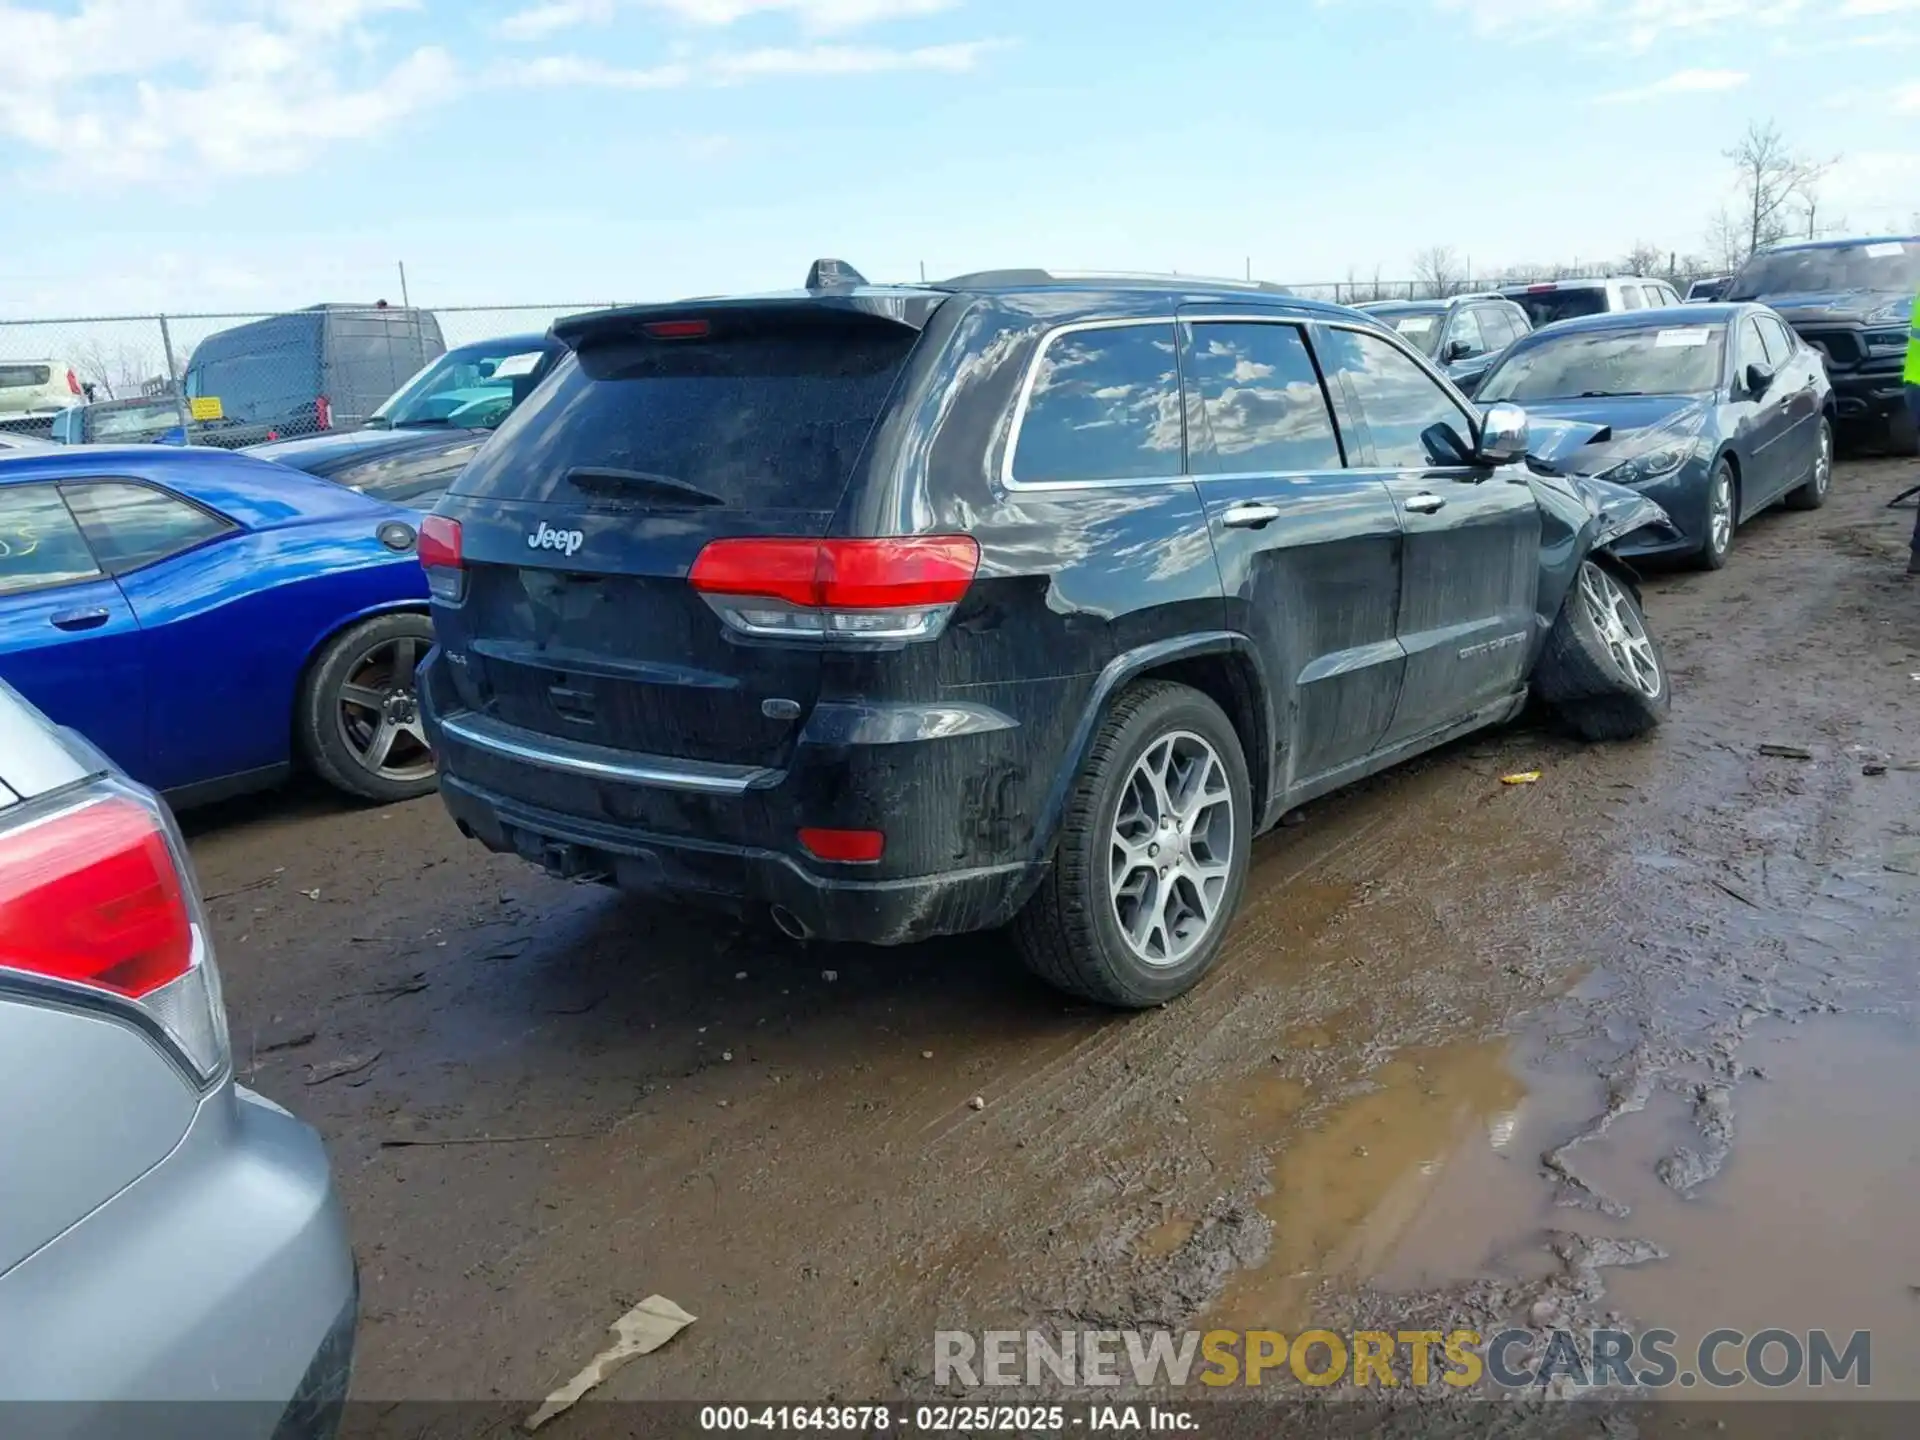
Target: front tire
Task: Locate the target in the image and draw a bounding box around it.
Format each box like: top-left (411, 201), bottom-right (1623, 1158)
top-left (1012, 681), bottom-right (1252, 1009)
top-left (1693, 458), bottom-right (1736, 570)
top-left (1783, 418), bottom-right (1833, 511)
top-left (298, 612), bottom-right (439, 803)
top-left (1888, 404), bottom-right (1920, 459)
top-left (1533, 560), bottom-right (1671, 742)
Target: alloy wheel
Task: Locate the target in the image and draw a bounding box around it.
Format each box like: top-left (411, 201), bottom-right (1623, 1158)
top-left (336, 635), bottom-right (434, 782)
top-left (1708, 468), bottom-right (1735, 559)
top-left (1580, 565), bottom-right (1663, 699)
top-left (1813, 424), bottom-right (1832, 497)
top-left (1108, 730), bottom-right (1236, 967)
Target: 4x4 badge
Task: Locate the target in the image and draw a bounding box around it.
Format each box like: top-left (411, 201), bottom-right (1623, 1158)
top-left (528, 521), bottom-right (586, 557)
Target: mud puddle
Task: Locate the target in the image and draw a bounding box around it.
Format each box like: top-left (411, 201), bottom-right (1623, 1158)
top-left (1205, 1014), bottom-right (1920, 1399)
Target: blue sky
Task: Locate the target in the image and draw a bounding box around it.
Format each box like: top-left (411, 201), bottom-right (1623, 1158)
top-left (1, 0), bottom-right (1916, 317)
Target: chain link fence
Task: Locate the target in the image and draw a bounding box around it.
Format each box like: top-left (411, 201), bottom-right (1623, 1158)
top-left (0, 272), bottom-right (1720, 446)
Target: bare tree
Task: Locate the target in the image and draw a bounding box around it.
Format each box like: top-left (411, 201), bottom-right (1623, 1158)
top-left (1411, 245), bottom-right (1466, 299)
top-left (1723, 120), bottom-right (1837, 261)
top-left (71, 341), bottom-right (117, 401)
top-left (1622, 242), bottom-right (1666, 278)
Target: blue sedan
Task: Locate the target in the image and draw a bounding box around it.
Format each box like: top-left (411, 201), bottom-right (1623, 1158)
top-left (1475, 303), bottom-right (1835, 569)
top-left (0, 446), bottom-right (435, 805)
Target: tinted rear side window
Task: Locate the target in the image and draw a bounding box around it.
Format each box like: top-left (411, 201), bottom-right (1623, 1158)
top-left (1010, 322), bottom-right (1183, 484)
top-left (0, 365), bottom-right (50, 389)
top-left (61, 482), bottom-right (233, 573)
top-left (1186, 322), bottom-right (1342, 474)
top-left (457, 323), bottom-right (918, 510)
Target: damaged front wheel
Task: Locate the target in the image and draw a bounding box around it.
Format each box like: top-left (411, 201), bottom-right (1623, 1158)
top-left (1533, 560), bottom-right (1670, 742)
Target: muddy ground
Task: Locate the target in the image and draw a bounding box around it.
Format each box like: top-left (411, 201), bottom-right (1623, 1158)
top-left (186, 458), bottom-right (1920, 1419)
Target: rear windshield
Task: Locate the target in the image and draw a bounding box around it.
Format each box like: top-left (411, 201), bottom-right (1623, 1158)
top-left (1510, 288), bottom-right (1609, 328)
top-left (1727, 241), bottom-right (1920, 299)
top-left (89, 404), bottom-right (181, 439)
top-left (455, 323), bottom-right (918, 510)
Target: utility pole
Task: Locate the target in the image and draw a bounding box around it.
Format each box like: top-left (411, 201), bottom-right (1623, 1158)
top-left (398, 261), bottom-right (411, 309)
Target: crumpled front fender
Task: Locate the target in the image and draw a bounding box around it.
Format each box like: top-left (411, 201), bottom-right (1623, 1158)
top-left (1573, 474), bottom-right (1682, 551)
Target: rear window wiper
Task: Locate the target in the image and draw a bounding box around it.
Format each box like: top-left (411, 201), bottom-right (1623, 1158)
top-left (565, 467), bottom-right (725, 506)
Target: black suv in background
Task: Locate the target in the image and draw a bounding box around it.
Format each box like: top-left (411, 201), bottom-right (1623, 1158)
top-left (1356, 294), bottom-right (1533, 396)
top-left (420, 262), bottom-right (1675, 1008)
top-left (1725, 236), bottom-right (1920, 455)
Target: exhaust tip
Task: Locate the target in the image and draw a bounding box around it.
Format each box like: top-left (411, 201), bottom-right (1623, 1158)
top-left (770, 905), bottom-right (812, 942)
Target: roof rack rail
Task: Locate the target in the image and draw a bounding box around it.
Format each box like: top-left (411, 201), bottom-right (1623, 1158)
top-left (935, 267), bottom-right (1294, 296)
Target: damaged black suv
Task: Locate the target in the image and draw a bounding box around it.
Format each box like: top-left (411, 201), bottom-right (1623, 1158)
top-left (419, 262), bottom-right (1675, 1008)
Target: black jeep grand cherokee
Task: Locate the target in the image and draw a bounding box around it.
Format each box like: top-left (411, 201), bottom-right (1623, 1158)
top-left (419, 263), bottom-right (1675, 1008)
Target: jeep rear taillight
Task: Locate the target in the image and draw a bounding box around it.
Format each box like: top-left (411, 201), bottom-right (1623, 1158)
top-left (419, 514), bottom-right (465, 602)
top-left (0, 781), bottom-right (229, 1084)
top-left (66, 368), bottom-right (81, 395)
top-left (316, 395), bottom-right (334, 430)
top-left (689, 535), bottom-right (979, 641)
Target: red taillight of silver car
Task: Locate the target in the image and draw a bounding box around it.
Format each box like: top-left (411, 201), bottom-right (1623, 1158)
top-left (0, 778), bottom-right (229, 1085)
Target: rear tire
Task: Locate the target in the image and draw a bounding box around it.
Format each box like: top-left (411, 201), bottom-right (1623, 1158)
top-left (1784, 418), bottom-right (1833, 511)
top-left (1533, 560), bottom-right (1670, 742)
top-left (298, 612), bottom-right (439, 803)
top-left (1012, 682), bottom-right (1252, 1009)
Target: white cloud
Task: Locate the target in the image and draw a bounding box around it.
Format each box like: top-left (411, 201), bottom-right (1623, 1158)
top-left (1839, 0), bottom-right (1920, 12)
top-left (1595, 67), bottom-right (1749, 103)
top-left (504, 53), bottom-right (693, 86)
top-left (496, 0), bottom-right (617, 40)
top-left (505, 36), bottom-right (1002, 87)
top-left (706, 38), bottom-right (999, 78)
top-left (1440, 0), bottom-right (1807, 49)
top-left (0, 0), bottom-right (451, 180)
top-left (495, 0), bottom-right (955, 40)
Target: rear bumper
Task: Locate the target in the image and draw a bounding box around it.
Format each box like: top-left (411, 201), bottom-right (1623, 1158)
top-left (0, 1085), bottom-right (356, 1439)
top-left (421, 649), bottom-right (1058, 946)
top-left (438, 774), bottom-right (1039, 944)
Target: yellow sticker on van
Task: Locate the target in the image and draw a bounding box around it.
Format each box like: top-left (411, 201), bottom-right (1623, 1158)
top-left (189, 396), bottom-right (224, 422)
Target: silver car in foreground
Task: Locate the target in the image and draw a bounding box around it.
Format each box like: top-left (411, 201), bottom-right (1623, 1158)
top-left (0, 680), bottom-right (356, 1440)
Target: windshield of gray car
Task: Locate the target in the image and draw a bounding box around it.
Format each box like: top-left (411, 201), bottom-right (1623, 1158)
top-left (370, 343), bottom-right (550, 428)
top-left (1476, 324), bottom-right (1726, 402)
top-left (1727, 241), bottom-right (1920, 299)
top-left (1366, 308), bottom-right (1446, 356)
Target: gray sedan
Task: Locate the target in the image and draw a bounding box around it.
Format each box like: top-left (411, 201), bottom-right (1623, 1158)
top-left (0, 680), bottom-right (356, 1438)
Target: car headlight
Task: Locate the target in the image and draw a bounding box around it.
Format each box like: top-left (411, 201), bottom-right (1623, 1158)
top-left (1865, 328), bottom-right (1909, 357)
top-left (1601, 444), bottom-right (1691, 485)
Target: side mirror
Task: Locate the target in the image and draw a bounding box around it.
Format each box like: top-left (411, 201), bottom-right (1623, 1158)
top-left (1476, 402), bottom-right (1530, 465)
top-left (1743, 361), bottom-right (1774, 397)
top-left (1443, 339), bottom-right (1474, 363)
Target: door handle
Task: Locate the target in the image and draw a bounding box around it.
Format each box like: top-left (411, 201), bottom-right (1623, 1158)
top-left (1221, 503), bottom-right (1283, 530)
top-left (1404, 493), bottom-right (1447, 514)
top-left (50, 607), bottom-right (110, 632)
